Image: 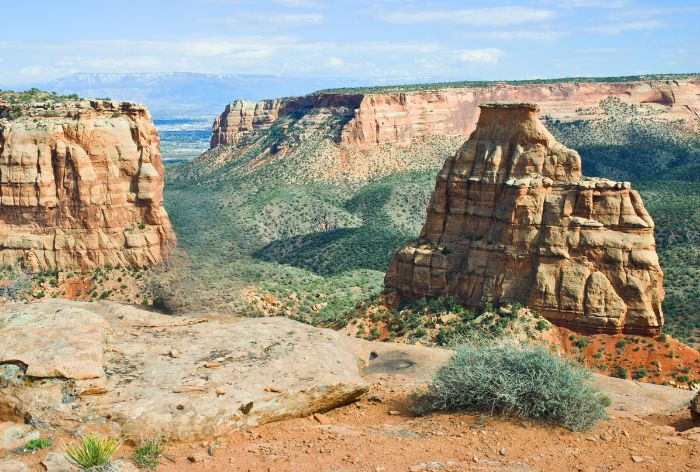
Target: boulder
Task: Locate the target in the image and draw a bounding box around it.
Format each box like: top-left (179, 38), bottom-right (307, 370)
top-left (41, 453), bottom-right (74, 472)
top-left (0, 300), bottom-right (368, 441)
top-left (385, 103), bottom-right (664, 335)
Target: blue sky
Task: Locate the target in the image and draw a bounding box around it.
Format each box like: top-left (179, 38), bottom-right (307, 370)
top-left (1, 0), bottom-right (698, 86)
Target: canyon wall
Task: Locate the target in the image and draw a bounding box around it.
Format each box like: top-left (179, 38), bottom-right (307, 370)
top-left (0, 98), bottom-right (175, 271)
top-left (210, 78), bottom-right (700, 149)
top-left (210, 94), bottom-right (363, 147)
top-left (384, 103), bottom-right (664, 336)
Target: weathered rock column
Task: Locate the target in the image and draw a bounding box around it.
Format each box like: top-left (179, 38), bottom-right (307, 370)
top-left (385, 103), bottom-right (664, 335)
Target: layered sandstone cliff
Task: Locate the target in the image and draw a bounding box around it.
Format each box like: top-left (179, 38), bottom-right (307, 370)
top-left (384, 103), bottom-right (664, 336)
top-left (210, 77), bottom-right (700, 149)
top-left (210, 94), bottom-right (363, 147)
top-left (0, 96), bottom-right (175, 271)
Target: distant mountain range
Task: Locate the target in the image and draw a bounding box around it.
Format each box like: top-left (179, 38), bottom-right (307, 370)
top-left (31, 72), bottom-right (403, 118)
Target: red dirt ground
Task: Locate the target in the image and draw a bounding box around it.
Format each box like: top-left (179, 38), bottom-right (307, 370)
top-left (6, 381), bottom-right (700, 472)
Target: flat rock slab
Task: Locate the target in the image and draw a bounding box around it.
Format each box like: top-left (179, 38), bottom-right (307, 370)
top-left (355, 340), bottom-right (452, 384)
top-left (592, 373), bottom-right (696, 416)
top-left (0, 300), bottom-right (368, 441)
top-left (0, 304), bottom-right (109, 379)
top-left (41, 452), bottom-right (74, 472)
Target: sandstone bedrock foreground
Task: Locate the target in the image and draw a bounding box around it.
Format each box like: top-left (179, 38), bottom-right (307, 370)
top-left (385, 103), bottom-right (664, 336)
top-left (0, 98), bottom-right (175, 271)
top-left (0, 299), bottom-right (694, 448)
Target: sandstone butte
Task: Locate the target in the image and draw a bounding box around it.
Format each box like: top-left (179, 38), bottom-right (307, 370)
top-left (209, 77), bottom-right (700, 148)
top-left (0, 97), bottom-right (175, 271)
top-left (384, 102), bottom-right (664, 337)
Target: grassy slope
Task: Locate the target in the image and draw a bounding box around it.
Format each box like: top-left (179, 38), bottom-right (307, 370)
top-left (165, 95), bottom-right (700, 342)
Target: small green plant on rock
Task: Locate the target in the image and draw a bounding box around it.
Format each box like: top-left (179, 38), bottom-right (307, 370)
top-left (23, 438), bottom-right (53, 453)
top-left (133, 438), bottom-right (164, 469)
top-left (64, 434), bottom-right (123, 470)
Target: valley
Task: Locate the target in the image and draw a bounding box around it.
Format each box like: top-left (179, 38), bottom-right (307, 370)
top-left (3, 1), bottom-right (700, 470)
top-left (163, 75), bottom-right (700, 350)
top-left (2, 74), bottom-right (700, 471)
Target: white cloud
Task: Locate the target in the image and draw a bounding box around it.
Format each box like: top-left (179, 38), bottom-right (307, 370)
top-left (0, 38), bottom-right (455, 85)
top-left (608, 5), bottom-right (700, 18)
top-left (586, 20), bottom-right (666, 35)
top-left (379, 7), bottom-right (554, 26)
top-left (458, 48), bottom-right (503, 64)
top-left (328, 56), bottom-right (344, 68)
top-left (20, 66), bottom-right (43, 76)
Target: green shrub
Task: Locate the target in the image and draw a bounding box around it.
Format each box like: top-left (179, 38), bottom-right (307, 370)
top-left (64, 434), bottom-right (123, 469)
top-left (416, 345), bottom-right (608, 431)
top-left (133, 439), bottom-right (163, 469)
top-left (612, 366), bottom-right (629, 379)
top-left (535, 319), bottom-right (549, 331)
top-left (23, 438), bottom-right (53, 453)
top-left (632, 369), bottom-right (648, 380)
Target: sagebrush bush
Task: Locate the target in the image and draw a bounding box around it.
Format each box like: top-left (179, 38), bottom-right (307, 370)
top-left (417, 345), bottom-right (609, 431)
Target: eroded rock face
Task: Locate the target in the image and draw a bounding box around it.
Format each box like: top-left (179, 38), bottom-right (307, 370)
top-left (210, 78), bottom-right (700, 149)
top-left (210, 94), bottom-right (363, 147)
top-left (0, 300), bottom-right (367, 441)
top-left (384, 103), bottom-right (664, 335)
top-left (210, 99), bottom-right (284, 147)
top-left (0, 99), bottom-right (175, 271)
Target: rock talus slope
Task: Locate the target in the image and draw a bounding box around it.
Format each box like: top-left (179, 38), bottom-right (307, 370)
top-left (385, 103), bottom-right (664, 335)
top-left (0, 99), bottom-right (175, 271)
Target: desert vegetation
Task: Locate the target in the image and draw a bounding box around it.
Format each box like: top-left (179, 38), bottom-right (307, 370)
top-left (0, 88), bottom-right (82, 119)
top-left (64, 434), bottom-right (123, 470)
top-left (133, 438), bottom-right (164, 470)
top-left (337, 298), bottom-right (551, 347)
top-left (415, 344), bottom-right (610, 431)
